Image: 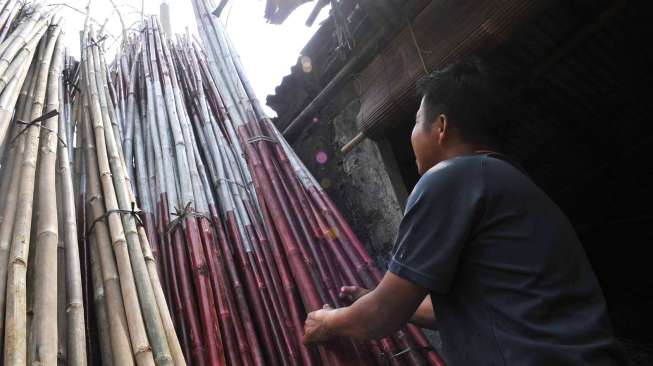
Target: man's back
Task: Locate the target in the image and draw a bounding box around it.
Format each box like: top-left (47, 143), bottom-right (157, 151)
top-left (389, 153), bottom-right (628, 365)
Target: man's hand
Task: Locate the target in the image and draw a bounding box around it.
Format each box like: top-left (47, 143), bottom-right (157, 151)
top-left (302, 273), bottom-right (428, 342)
top-left (339, 286), bottom-right (370, 302)
top-left (303, 304), bottom-right (335, 344)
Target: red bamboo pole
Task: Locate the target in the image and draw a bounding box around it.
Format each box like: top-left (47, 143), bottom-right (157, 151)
top-left (208, 204), bottom-right (266, 365)
top-left (237, 123), bottom-right (365, 365)
top-left (183, 213), bottom-right (225, 365)
top-left (170, 226), bottom-right (207, 365)
top-left (250, 197), bottom-right (314, 365)
top-left (321, 190), bottom-right (446, 366)
top-left (241, 199), bottom-right (300, 365)
top-left (197, 216), bottom-right (244, 366)
top-left (159, 194), bottom-right (192, 362)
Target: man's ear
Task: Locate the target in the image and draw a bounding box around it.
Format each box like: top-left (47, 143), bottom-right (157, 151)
top-left (435, 114), bottom-right (448, 144)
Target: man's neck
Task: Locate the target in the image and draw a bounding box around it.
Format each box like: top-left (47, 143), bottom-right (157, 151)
top-left (442, 144), bottom-right (487, 161)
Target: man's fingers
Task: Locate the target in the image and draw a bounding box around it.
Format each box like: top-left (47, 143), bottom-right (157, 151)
top-left (339, 286), bottom-right (359, 298)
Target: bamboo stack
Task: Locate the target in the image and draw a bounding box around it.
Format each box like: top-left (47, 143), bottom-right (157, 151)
top-left (2, 2), bottom-right (445, 365)
top-left (73, 24), bottom-right (186, 365)
top-left (0, 3), bottom-right (89, 365)
top-left (100, 8), bottom-right (447, 366)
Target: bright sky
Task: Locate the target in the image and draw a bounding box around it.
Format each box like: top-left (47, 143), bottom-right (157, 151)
top-left (55, 0), bottom-right (330, 116)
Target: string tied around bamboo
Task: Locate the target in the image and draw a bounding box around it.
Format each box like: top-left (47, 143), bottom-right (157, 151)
top-left (166, 201), bottom-right (214, 235)
top-left (386, 343), bottom-right (436, 364)
top-left (86, 34), bottom-right (108, 49)
top-left (246, 134), bottom-right (277, 144)
top-left (63, 70), bottom-right (80, 92)
top-left (11, 109), bottom-right (66, 147)
top-left (86, 201), bottom-right (145, 236)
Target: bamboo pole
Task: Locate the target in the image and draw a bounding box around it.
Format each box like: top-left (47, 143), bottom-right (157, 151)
top-left (58, 42), bottom-right (87, 366)
top-left (3, 17), bottom-right (60, 364)
top-left (0, 57), bottom-right (34, 354)
top-left (82, 97), bottom-right (134, 366)
top-left (31, 26), bottom-right (63, 365)
top-left (83, 29), bottom-right (156, 366)
top-left (88, 229), bottom-right (113, 366)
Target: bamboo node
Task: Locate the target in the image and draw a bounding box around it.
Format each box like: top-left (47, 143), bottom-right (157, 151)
top-left (10, 256), bottom-right (27, 267)
top-left (66, 301), bottom-right (83, 312)
top-left (133, 345), bottom-right (153, 355)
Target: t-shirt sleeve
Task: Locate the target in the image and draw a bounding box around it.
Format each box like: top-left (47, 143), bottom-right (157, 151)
top-left (388, 159), bottom-right (485, 294)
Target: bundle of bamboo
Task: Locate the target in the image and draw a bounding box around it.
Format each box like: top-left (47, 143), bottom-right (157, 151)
top-left (0, 3), bottom-right (88, 364)
top-left (98, 6), bottom-right (447, 365)
top-left (73, 25), bottom-right (185, 365)
top-left (2, 2), bottom-right (445, 364)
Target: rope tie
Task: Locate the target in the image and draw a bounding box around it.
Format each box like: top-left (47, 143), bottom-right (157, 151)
top-left (166, 201), bottom-right (213, 235)
top-left (63, 71), bottom-right (80, 93)
top-left (390, 347), bottom-right (412, 359)
top-left (246, 135), bottom-right (277, 144)
top-left (383, 343), bottom-right (435, 364)
top-left (216, 177), bottom-right (247, 189)
top-left (87, 202), bottom-right (144, 236)
top-left (86, 35), bottom-right (108, 49)
top-left (11, 110), bottom-right (65, 146)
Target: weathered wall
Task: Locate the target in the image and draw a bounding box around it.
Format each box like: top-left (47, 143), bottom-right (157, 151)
top-left (290, 83), bottom-right (403, 268)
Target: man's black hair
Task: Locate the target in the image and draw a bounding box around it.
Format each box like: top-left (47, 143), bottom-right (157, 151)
top-left (417, 57), bottom-right (501, 148)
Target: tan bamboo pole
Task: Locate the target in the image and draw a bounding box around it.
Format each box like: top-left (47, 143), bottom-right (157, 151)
top-left (90, 33), bottom-right (173, 366)
top-left (0, 47), bottom-right (34, 158)
top-left (30, 26), bottom-right (63, 366)
top-left (0, 9), bottom-right (48, 77)
top-left (0, 134), bottom-right (22, 353)
top-left (0, 128), bottom-right (15, 205)
top-left (0, 24), bottom-right (44, 92)
top-left (56, 180), bottom-right (67, 365)
top-left (98, 48), bottom-right (127, 170)
top-left (88, 231), bottom-right (113, 366)
top-left (0, 0), bottom-right (18, 33)
top-left (0, 0), bottom-right (19, 44)
top-left (81, 94), bottom-right (134, 366)
top-left (3, 17), bottom-right (60, 365)
top-left (0, 55), bottom-right (37, 351)
top-left (84, 30), bottom-right (155, 366)
top-left (137, 225), bottom-right (187, 366)
top-left (58, 46), bottom-right (87, 366)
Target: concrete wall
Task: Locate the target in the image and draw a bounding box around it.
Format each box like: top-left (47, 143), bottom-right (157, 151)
top-left (290, 83), bottom-right (404, 268)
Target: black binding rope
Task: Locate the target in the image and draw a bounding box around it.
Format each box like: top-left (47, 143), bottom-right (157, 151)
top-left (11, 110), bottom-right (65, 146)
top-left (86, 34), bottom-right (108, 49)
top-left (166, 201), bottom-right (213, 236)
top-left (216, 177), bottom-right (247, 189)
top-left (63, 70), bottom-right (81, 93)
top-left (87, 202), bottom-right (144, 236)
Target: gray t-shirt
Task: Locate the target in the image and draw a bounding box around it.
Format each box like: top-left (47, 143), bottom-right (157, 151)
top-left (389, 153), bottom-right (627, 366)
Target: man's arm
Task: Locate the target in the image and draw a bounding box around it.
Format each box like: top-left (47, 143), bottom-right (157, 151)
top-left (340, 286), bottom-right (436, 329)
top-left (411, 295), bottom-right (436, 329)
top-left (303, 272), bottom-right (428, 343)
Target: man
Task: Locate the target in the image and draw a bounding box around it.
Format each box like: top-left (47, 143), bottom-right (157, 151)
top-left (303, 59), bottom-right (628, 365)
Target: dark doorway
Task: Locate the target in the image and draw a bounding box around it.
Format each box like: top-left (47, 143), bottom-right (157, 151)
top-left (485, 1), bottom-right (653, 363)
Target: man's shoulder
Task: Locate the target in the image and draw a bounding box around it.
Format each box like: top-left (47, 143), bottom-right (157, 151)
top-left (407, 155), bottom-right (487, 206)
top-left (425, 154), bottom-right (485, 176)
